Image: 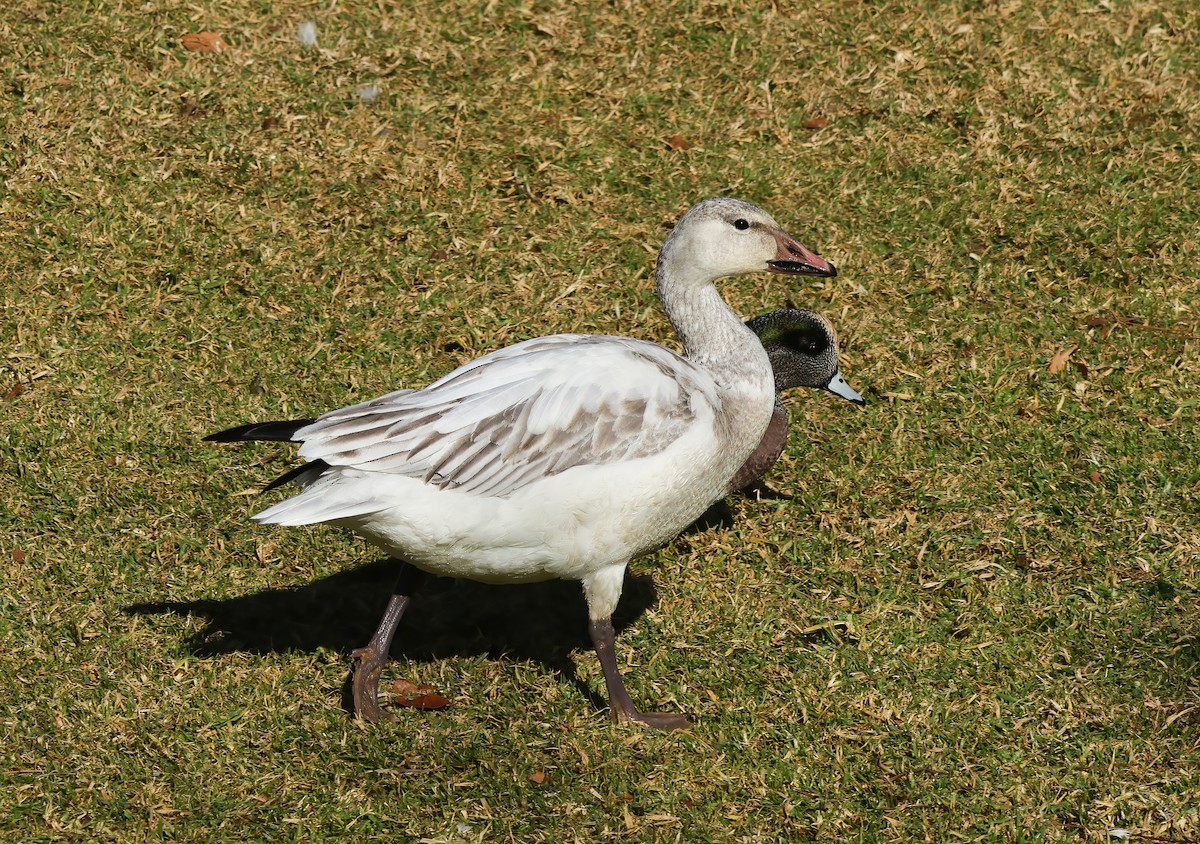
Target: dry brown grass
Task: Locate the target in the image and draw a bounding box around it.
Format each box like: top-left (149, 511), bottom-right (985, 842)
top-left (3, 0), bottom-right (1199, 841)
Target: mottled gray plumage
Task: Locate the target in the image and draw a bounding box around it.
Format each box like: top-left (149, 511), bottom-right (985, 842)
top-left (282, 336), bottom-right (714, 502)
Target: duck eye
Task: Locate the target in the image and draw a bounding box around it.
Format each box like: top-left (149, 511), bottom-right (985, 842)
top-left (781, 328), bottom-right (829, 356)
top-left (732, 218), bottom-right (750, 231)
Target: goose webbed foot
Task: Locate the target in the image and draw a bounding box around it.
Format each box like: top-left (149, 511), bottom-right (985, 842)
top-left (350, 563), bottom-right (424, 723)
top-left (588, 618), bottom-right (692, 731)
top-left (626, 710), bottom-right (694, 730)
top-left (352, 644), bottom-right (396, 723)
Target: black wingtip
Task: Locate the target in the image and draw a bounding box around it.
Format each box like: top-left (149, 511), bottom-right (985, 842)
top-left (262, 459), bottom-right (330, 492)
top-left (203, 419), bottom-right (316, 443)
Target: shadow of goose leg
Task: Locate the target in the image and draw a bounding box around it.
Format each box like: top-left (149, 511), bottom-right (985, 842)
top-left (351, 562), bottom-right (425, 723)
top-left (589, 618), bottom-right (692, 731)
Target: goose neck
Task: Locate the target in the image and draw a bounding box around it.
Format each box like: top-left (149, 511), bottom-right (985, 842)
top-left (655, 271), bottom-right (770, 385)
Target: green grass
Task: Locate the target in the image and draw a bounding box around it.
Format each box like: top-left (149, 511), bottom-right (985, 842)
top-left (3, 0), bottom-right (1199, 840)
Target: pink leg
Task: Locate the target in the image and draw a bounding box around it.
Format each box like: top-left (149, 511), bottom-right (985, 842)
top-left (351, 563), bottom-right (424, 723)
top-left (589, 618), bottom-right (692, 730)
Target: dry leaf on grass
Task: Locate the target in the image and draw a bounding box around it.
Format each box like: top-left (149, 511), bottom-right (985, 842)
top-left (181, 32), bottom-right (225, 53)
top-left (384, 678), bottom-right (451, 710)
top-left (1048, 346), bottom-right (1077, 375)
top-left (666, 134), bottom-right (692, 151)
top-left (802, 117), bottom-right (830, 129)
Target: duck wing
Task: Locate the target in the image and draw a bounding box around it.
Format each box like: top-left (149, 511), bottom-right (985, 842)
top-left (290, 334), bottom-right (717, 499)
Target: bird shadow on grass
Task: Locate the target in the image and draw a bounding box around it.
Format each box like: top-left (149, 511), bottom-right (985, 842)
top-left (125, 557), bottom-right (659, 717)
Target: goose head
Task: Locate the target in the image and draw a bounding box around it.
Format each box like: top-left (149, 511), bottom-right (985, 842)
top-left (656, 198), bottom-right (837, 289)
top-left (746, 308), bottom-right (864, 405)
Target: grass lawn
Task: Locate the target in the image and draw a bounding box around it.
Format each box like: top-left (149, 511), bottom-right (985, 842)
top-left (3, 0), bottom-right (1199, 840)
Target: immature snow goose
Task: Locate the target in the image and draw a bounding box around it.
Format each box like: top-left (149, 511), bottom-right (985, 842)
top-left (206, 197), bottom-right (838, 729)
top-left (728, 308), bottom-right (864, 494)
top-left (320, 307), bottom-right (862, 716)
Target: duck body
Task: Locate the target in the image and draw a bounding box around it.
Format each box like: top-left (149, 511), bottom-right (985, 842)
top-left (727, 400), bottom-right (793, 495)
top-left (206, 197), bottom-right (839, 728)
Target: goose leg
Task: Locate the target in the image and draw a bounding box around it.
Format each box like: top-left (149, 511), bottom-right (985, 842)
top-left (351, 562), bottom-right (424, 723)
top-left (589, 618), bottom-right (692, 730)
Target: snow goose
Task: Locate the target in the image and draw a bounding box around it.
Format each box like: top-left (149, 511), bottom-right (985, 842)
top-left (728, 308), bottom-right (864, 494)
top-left (205, 197), bottom-right (838, 729)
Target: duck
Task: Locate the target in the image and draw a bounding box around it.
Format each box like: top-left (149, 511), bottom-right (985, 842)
top-left (728, 308), bottom-right (864, 494)
top-left (205, 197), bottom-right (840, 730)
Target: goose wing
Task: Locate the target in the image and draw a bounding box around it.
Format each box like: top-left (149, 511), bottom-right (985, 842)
top-left (293, 334), bottom-right (716, 499)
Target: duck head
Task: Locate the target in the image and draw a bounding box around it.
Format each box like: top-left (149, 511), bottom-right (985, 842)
top-left (746, 308), bottom-right (864, 405)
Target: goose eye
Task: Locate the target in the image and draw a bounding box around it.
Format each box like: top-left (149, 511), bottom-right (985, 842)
top-left (732, 218), bottom-right (750, 231)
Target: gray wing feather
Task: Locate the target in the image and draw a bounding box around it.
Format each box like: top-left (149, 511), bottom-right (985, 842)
top-left (292, 334), bottom-right (714, 499)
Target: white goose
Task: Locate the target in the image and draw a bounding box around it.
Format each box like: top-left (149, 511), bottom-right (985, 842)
top-left (206, 197), bottom-right (838, 729)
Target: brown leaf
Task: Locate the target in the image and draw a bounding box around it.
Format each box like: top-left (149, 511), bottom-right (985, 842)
top-left (3, 381), bottom-right (23, 401)
top-left (666, 134), bottom-right (692, 151)
top-left (384, 678), bottom-right (451, 710)
top-left (802, 117), bottom-right (830, 130)
top-left (1090, 470), bottom-right (1101, 483)
top-left (532, 17), bottom-right (560, 37)
top-left (178, 97), bottom-right (208, 118)
top-left (1048, 346), bottom-right (1077, 375)
top-left (12, 548), bottom-right (26, 563)
top-left (529, 771), bottom-right (547, 784)
top-left (181, 32), bottom-right (226, 53)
